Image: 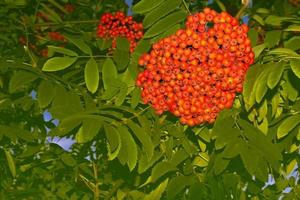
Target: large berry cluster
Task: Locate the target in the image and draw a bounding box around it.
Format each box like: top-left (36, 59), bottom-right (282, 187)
top-left (97, 11), bottom-right (143, 52)
top-left (136, 8), bottom-right (254, 126)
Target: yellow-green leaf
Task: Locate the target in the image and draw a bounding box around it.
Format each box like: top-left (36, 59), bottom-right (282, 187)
top-left (85, 58), bottom-right (99, 93)
top-left (42, 57), bottom-right (77, 71)
top-left (143, 0), bottom-right (181, 28)
top-left (267, 62), bottom-right (284, 89)
top-left (102, 58), bottom-right (118, 90)
top-left (132, 0), bottom-right (165, 14)
top-left (144, 10), bottom-right (187, 38)
top-left (116, 126), bottom-right (138, 171)
top-left (290, 59), bottom-right (300, 79)
top-left (4, 149), bottom-right (16, 177)
top-left (38, 80), bottom-right (55, 108)
top-left (277, 114), bottom-right (300, 139)
top-left (144, 179), bottom-right (169, 200)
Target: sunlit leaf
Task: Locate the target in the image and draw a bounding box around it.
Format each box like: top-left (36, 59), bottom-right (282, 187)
top-left (9, 71), bottom-right (38, 93)
top-left (144, 10), bottom-right (187, 38)
top-left (290, 59), bottom-right (300, 79)
top-left (132, 0), bottom-right (165, 14)
top-left (277, 114), bottom-right (300, 139)
top-left (4, 149), bottom-right (16, 177)
top-left (84, 57), bottom-right (99, 93)
top-left (42, 57), bottom-right (77, 71)
top-left (37, 80), bottom-right (55, 108)
top-left (143, 0), bottom-right (181, 28)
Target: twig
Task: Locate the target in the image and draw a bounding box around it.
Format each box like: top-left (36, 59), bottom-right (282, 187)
top-left (32, 19), bottom-right (99, 27)
top-left (93, 162), bottom-right (100, 200)
top-left (215, 0), bottom-right (226, 12)
top-left (235, 0), bottom-right (249, 19)
top-left (182, 0), bottom-right (191, 15)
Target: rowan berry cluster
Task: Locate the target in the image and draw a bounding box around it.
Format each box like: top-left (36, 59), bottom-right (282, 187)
top-left (97, 11), bottom-right (143, 52)
top-left (48, 31), bottom-right (66, 42)
top-left (136, 8), bottom-right (254, 126)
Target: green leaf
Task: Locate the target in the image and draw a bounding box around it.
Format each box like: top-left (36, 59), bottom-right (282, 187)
top-left (290, 59), bottom-right (300, 79)
top-left (9, 71), bottom-right (38, 93)
top-left (104, 125), bottom-right (122, 160)
top-left (267, 62), bottom-right (285, 89)
top-left (240, 145), bottom-right (259, 176)
top-left (40, 3), bottom-right (62, 23)
top-left (268, 48), bottom-right (299, 56)
top-left (138, 151), bottom-right (162, 174)
top-left (256, 8), bottom-right (270, 14)
top-left (115, 81), bottom-right (128, 106)
top-left (4, 149), bottom-right (16, 177)
top-left (38, 80), bottom-right (55, 108)
top-left (97, 38), bottom-right (112, 50)
top-left (255, 68), bottom-right (270, 103)
top-left (282, 73), bottom-right (298, 101)
top-left (193, 153), bottom-right (209, 167)
top-left (170, 149), bottom-right (189, 166)
top-left (116, 126), bottom-right (138, 171)
top-left (150, 24), bottom-right (181, 44)
top-left (238, 119), bottom-right (282, 170)
top-left (252, 14), bottom-right (265, 26)
top-left (258, 100), bottom-right (268, 122)
top-left (284, 25), bottom-right (300, 32)
top-left (102, 58), bottom-right (118, 90)
top-left (113, 37), bottom-right (130, 71)
top-left (131, 87), bottom-right (141, 109)
top-left (264, 15), bottom-right (292, 26)
top-left (243, 64), bottom-right (265, 109)
top-left (144, 178), bottom-right (169, 200)
top-left (146, 162), bottom-right (176, 184)
top-left (76, 119), bottom-right (102, 143)
top-left (61, 153), bottom-right (76, 167)
top-left (85, 58), bottom-right (99, 93)
top-left (19, 145), bottom-right (42, 158)
top-left (277, 114), bottom-right (300, 139)
top-left (284, 36), bottom-right (300, 51)
top-left (143, 0), bottom-right (181, 29)
top-left (115, 37), bottom-right (130, 51)
top-left (265, 30), bottom-right (281, 48)
top-left (257, 118), bottom-right (268, 135)
top-left (144, 10), bottom-right (187, 38)
top-left (42, 57), bottom-right (77, 72)
top-left (101, 85), bottom-right (120, 100)
top-left (248, 28), bottom-right (258, 46)
top-left (127, 121), bottom-right (154, 159)
top-left (47, 45), bottom-right (78, 57)
top-left (49, 85), bottom-right (84, 119)
top-left (167, 176), bottom-right (195, 200)
top-left (113, 49), bottom-right (130, 71)
top-left (132, 0), bottom-right (165, 14)
top-left (271, 93), bottom-right (280, 118)
top-left (64, 35), bottom-right (92, 55)
top-left (213, 154), bottom-right (230, 175)
top-left (253, 43), bottom-right (266, 58)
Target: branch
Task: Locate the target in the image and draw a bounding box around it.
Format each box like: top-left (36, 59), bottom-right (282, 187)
top-left (235, 0), bottom-right (250, 19)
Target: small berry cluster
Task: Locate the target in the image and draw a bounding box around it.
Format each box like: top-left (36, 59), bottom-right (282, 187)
top-left (136, 8), bottom-right (254, 126)
top-left (48, 31), bottom-right (66, 42)
top-left (289, 0), bottom-right (299, 6)
top-left (97, 11), bottom-right (143, 52)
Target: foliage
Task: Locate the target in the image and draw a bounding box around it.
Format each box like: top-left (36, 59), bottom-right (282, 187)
top-left (0, 0), bottom-right (299, 199)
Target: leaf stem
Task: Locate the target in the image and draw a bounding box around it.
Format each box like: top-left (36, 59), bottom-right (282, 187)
top-left (93, 162), bottom-right (100, 200)
top-left (77, 55), bottom-right (112, 58)
top-left (235, 0), bottom-right (249, 19)
top-left (32, 19), bottom-right (99, 27)
top-left (182, 0), bottom-right (191, 15)
top-left (4, 59), bottom-right (84, 94)
top-left (215, 0), bottom-right (226, 12)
